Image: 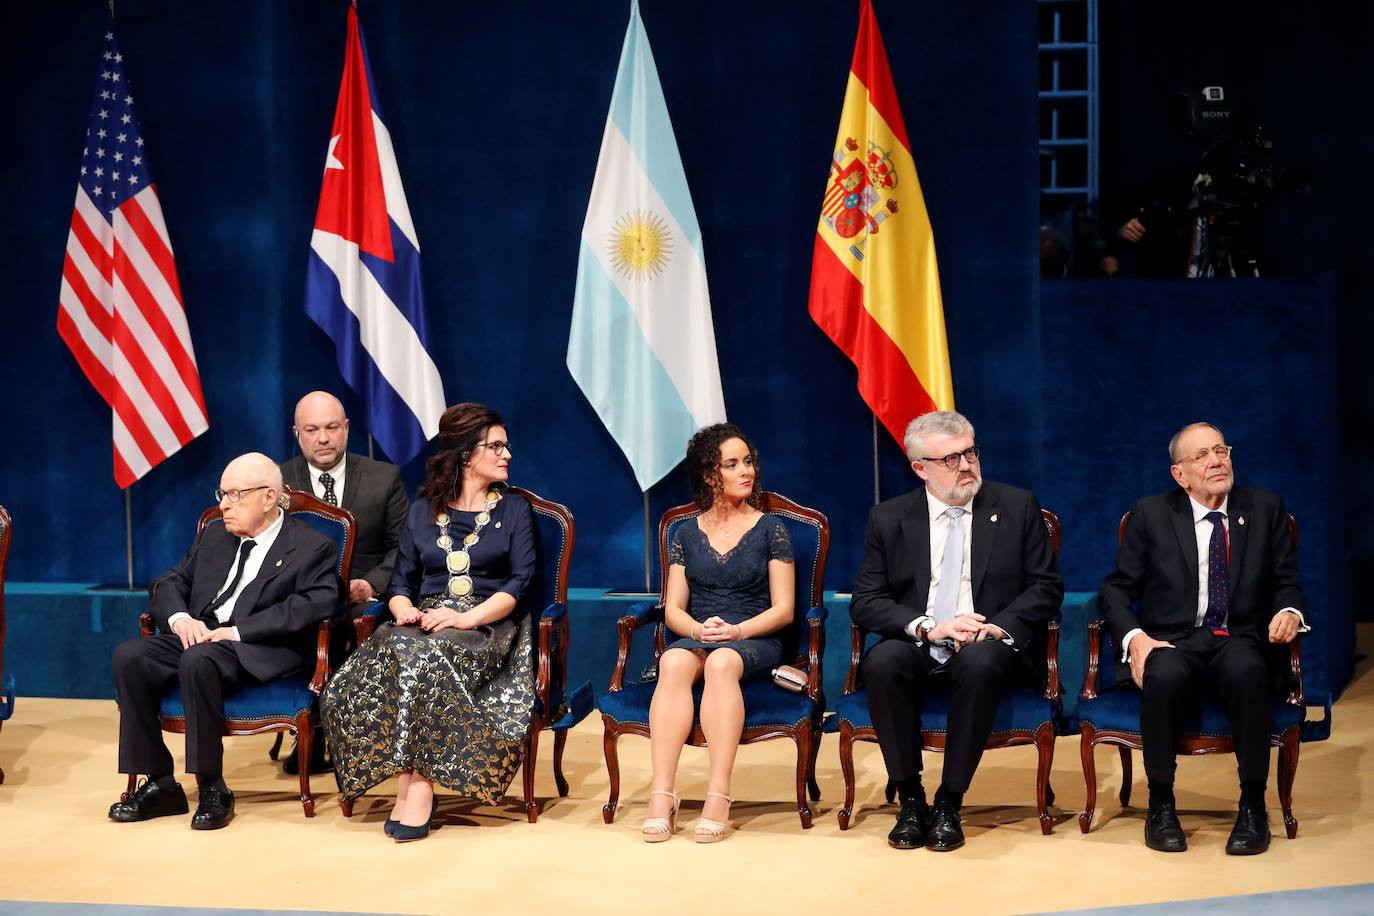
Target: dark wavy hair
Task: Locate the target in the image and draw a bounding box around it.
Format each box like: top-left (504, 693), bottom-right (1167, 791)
top-left (685, 422), bottom-right (762, 511)
top-left (419, 402), bottom-right (505, 519)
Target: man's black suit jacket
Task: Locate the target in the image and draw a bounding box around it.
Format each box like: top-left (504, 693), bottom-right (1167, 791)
top-left (280, 451), bottom-right (408, 595)
top-left (148, 514), bottom-right (340, 682)
top-left (851, 480), bottom-right (1064, 675)
top-left (1099, 485), bottom-right (1307, 686)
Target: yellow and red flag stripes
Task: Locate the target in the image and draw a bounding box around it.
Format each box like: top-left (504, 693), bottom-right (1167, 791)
top-left (807, 0), bottom-right (953, 445)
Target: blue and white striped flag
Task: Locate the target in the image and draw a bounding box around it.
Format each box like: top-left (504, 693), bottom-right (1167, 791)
top-left (567, 1), bottom-right (726, 492)
top-left (305, 5), bottom-right (444, 466)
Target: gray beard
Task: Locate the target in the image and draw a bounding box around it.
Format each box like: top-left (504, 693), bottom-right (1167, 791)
top-left (930, 475), bottom-right (983, 506)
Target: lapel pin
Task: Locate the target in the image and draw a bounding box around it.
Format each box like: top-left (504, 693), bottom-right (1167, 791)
top-left (1237, 516), bottom-right (1246, 526)
top-left (275, 559), bottom-right (283, 567)
top-left (989, 514), bottom-right (998, 523)
top-left (495, 521), bottom-right (502, 528)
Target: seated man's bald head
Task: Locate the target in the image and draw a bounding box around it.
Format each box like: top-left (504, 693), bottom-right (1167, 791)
top-left (219, 453), bottom-right (284, 537)
top-left (293, 391), bottom-right (349, 471)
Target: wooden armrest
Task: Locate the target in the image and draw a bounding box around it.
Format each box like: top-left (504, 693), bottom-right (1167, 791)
top-left (1287, 634), bottom-right (1304, 707)
top-left (139, 612), bottom-right (154, 637)
top-left (308, 619), bottom-right (330, 694)
top-left (804, 607), bottom-right (827, 702)
top-left (844, 623), bottom-right (863, 695)
top-left (1044, 619), bottom-right (1061, 702)
top-left (1081, 618), bottom-right (1103, 701)
top-left (534, 603), bottom-right (568, 717)
top-left (608, 603), bottom-right (664, 693)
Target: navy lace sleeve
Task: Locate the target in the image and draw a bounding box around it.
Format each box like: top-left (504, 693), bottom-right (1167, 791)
top-left (768, 518), bottom-right (794, 564)
top-left (668, 527), bottom-right (686, 567)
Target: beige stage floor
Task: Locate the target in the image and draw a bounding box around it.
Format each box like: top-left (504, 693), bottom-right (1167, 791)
top-left (2, 631), bottom-right (1374, 915)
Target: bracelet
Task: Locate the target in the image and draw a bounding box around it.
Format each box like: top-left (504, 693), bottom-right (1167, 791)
top-left (692, 623), bottom-right (701, 641)
top-left (734, 623), bottom-right (745, 641)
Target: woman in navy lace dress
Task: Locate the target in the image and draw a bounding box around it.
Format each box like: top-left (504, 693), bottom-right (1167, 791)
top-left (642, 423), bottom-right (795, 844)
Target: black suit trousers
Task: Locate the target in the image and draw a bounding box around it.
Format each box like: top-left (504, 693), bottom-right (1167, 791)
top-left (862, 636), bottom-right (1022, 793)
top-left (112, 633), bottom-right (252, 776)
top-left (1138, 628), bottom-right (1272, 787)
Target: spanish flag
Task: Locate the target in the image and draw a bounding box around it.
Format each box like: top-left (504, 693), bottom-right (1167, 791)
top-left (808, 0), bottom-right (953, 445)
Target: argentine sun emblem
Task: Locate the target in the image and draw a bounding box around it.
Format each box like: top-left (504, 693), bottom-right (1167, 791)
top-left (608, 210), bottom-right (673, 280)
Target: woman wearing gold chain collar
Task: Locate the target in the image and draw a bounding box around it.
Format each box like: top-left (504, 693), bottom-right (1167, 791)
top-left (642, 423), bottom-right (796, 844)
top-left (321, 403), bottom-right (535, 842)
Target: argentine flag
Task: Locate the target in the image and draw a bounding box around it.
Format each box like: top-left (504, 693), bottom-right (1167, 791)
top-left (305, 5), bottom-right (445, 466)
top-left (568, 1), bottom-right (726, 492)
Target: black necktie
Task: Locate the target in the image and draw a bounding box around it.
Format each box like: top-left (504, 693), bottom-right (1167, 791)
top-left (1201, 511), bottom-right (1229, 630)
top-left (204, 539), bottom-right (256, 619)
top-left (319, 472), bottom-right (338, 506)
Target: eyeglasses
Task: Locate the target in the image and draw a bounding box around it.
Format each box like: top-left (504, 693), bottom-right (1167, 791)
top-left (478, 440), bottom-right (512, 457)
top-left (919, 446), bottom-right (981, 470)
top-left (1178, 444), bottom-right (1233, 465)
top-left (215, 485), bottom-right (268, 504)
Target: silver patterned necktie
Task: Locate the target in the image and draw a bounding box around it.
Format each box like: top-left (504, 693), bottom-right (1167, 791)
top-left (930, 507), bottom-right (965, 662)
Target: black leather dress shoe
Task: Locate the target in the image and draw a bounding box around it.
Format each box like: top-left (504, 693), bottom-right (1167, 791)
top-left (1225, 801), bottom-right (1271, 855)
top-left (1144, 801), bottom-right (1187, 852)
top-left (886, 797), bottom-right (930, 849)
top-left (281, 735), bottom-right (332, 775)
top-left (925, 800), bottom-right (965, 851)
top-left (191, 786), bottom-right (236, 830)
top-left (108, 779), bottom-right (189, 822)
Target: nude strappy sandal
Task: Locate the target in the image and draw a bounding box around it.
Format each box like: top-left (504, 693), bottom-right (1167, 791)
top-left (694, 791), bottom-right (734, 843)
top-left (642, 789), bottom-right (679, 843)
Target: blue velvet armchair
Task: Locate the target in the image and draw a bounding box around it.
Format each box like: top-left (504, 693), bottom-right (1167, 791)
top-left (342, 485), bottom-right (593, 823)
top-left (1077, 511), bottom-right (1309, 838)
top-left (125, 489), bottom-right (355, 817)
top-left (598, 491), bottom-right (830, 829)
top-left (0, 505), bottom-right (13, 784)
top-left (827, 508), bottom-right (1064, 835)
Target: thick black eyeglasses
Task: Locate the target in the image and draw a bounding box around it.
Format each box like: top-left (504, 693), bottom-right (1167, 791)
top-left (215, 485), bottom-right (268, 504)
top-left (478, 440), bottom-right (512, 457)
top-left (919, 446), bottom-right (981, 470)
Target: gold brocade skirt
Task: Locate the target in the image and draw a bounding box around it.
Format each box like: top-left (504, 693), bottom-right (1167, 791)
top-left (320, 595), bottom-right (533, 805)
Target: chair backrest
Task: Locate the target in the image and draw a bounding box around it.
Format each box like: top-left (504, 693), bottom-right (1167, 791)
top-left (197, 488), bottom-right (356, 619)
top-left (0, 505), bottom-right (11, 685)
top-left (507, 485), bottom-right (574, 620)
top-left (1102, 508), bottom-right (1299, 690)
top-left (657, 491), bottom-right (829, 664)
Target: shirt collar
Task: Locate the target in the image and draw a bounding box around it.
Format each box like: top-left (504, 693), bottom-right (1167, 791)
top-left (307, 454), bottom-right (346, 482)
top-left (1188, 493), bottom-right (1229, 524)
top-left (925, 488), bottom-right (970, 521)
top-left (243, 506), bottom-right (286, 551)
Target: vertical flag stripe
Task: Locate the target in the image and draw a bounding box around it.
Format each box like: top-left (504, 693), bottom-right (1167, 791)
top-left (56, 20), bottom-right (208, 488)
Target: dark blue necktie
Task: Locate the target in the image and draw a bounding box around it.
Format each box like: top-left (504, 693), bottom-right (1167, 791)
top-left (1201, 511), bottom-right (1229, 630)
top-left (204, 539), bottom-right (256, 620)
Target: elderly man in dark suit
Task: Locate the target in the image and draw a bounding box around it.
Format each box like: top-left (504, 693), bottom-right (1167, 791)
top-left (279, 391), bottom-right (409, 774)
top-left (853, 410), bottom-right (1063, 851)
top-left (110, 453), bottom-right (339, 829)
top-left (1101, 421), bottom-right (1308, 855)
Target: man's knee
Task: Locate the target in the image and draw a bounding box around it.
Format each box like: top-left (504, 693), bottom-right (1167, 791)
top-left (112, 637), bottom-right (149, 674)
top-left (177, 642), bottom-right (223, 680)
top-left (1141, 649), bottom-right (1192, 696)
top-left (862, 638), bottom-right (921, 687)
top-left (949, 639), bottom-right (1013, 687)
top-left (1216, 648), bottom-right (1269, 694)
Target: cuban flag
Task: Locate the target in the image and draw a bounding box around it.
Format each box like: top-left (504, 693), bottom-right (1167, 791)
top-left (567, 0), bottom-right (726, 492)
top-left (305, 5), bottom-right (444, 466)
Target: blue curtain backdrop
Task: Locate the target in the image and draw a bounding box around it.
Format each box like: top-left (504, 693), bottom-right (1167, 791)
top-left (0, 0), bottom-right (1360, 696)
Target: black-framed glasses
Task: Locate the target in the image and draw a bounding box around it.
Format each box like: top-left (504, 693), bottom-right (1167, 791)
top-left (920, 446), bottom-right (981, 470)
top-left (215, 485), bottom-right (268, 504)
top-left (478, 440), bottom-right (512, 457)
top-left (1179, 444), bottom-right (1233, 465)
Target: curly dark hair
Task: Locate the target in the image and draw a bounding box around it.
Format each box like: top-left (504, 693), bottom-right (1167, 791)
top-left (419, 402), bottom-right (505, 519)
top-left (685, 422), bottom-right (762, 511)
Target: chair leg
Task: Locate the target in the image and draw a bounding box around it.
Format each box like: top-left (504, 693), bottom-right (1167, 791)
top-left (1278, 726), bottom-right (1299, 839)
top-left (601, 724), bottom-right (620, 824)
top-left (793, 728), bottom-right (814, 829)
top-left (268, 732), bottom-right (284, 762)
top-left (1035, 722), bottom-right (1056, 835)
top-left (553, 728), bottom-right (570, 797)
top-left (1118, 746), bottom-right (1133, 807)
top-left (1079, 724), bottom-right (1098, 834)
top-left (837, 723), bottom-right (858, 831)
top-left (807, 727), bottom-right (822, 802)
top-left (523, 727), bottom-right (541, 824)
top-left (295, 716), bottom-right (315, 818)
top-left (339, 795), bottom-right (354, 817)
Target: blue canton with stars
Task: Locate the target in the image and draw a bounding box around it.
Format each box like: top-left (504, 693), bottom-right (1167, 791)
top-left (79, 25), bottom-right (152, 220)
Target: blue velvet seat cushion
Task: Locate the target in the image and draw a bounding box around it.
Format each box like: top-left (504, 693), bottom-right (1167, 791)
top-left (0, 672), bottom-right (14, 721)
top-left (599, 678), bottom-right (819, 730)
top-left (830, 687), bottom-right (1058, 736)
top-left (1077, 688), bottom-right (1304, 738)
top-left (159, 676), bottom-right (317, 721)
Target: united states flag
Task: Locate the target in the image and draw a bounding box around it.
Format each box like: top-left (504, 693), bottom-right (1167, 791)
top-left (57, 22), bottom-right (208, 489)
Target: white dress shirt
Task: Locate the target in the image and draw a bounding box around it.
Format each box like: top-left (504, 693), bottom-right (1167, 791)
top-left (1120, 494), bottom-right (1308, 660)
top-left (902, 490), bottom-right (978, 658)
top-left (307, 457), bottom-right (346, 504)
top-left (167, 509), bottom-right (286, 639)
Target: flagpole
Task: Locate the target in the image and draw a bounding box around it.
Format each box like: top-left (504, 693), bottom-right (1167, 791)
top-left (872, 414), bottom-right (881, 506)
top-left (125, 488), bottom-right (134, 589)
top-left (643, 492), bottom-right (652, 593)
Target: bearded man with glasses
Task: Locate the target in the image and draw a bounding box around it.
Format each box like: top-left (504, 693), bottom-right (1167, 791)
top-left (109, 453), bottom-right (339, 830)
top-left (1101, 422), bottom-right (1308, 855)
top-left (852, 410), bottom-right (1063, 850)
